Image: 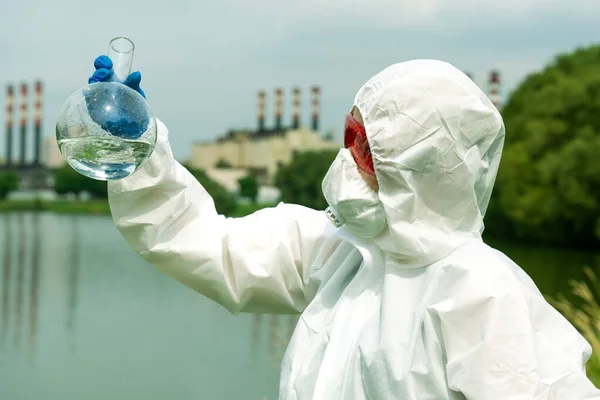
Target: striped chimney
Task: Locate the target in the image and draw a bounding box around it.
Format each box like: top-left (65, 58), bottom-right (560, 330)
top-left (33, 81), bottom-right (42, 165)
top-left (488, 70), bottom-right (501, 110)
top-left (274, 88), bottom-right (283, 131)
top-left (19, 82), bottom-right (28, 166)
top-left (311, 86), bottom-right (320, 131)
top-left (5, 85), bottom-right (14, 166)
top-left (257, 90), bottom-right (266, 132)
top-left (292, 87), bottom-right (301, 130)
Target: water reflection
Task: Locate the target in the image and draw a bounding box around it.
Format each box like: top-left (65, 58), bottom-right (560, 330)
top-left (288, 315), bottom-right (297, 339)
top-left (252, 313), bottom-right (298, 370)
top-left (0, 212), bottom-right (596, 399)
top-left (14, 213), bottom-right (26, 348)
top-left (0, 213), bottom-right (43, 359)
top-left (1, 214), bottom-right (12, 349)
top-left (252, 313), bottom-right (262, 357)
top-left (28, 213), bottom-right (41, 359)
top-left (0, 213), bottom-right (298, 399)
top-left (264, 314), bottom-right (299, 369)
top-left (66, 216), bottom-right (80, 352)
top-left (269, 314), bottom-right (279, 356)
top-left (1, 212), bottom-right (295, 366)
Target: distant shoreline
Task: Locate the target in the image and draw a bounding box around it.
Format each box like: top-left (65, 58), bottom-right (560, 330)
top-left (0, 200), bottom-right (112, 215)
top-left (0, 200), bottom-right (273, 217)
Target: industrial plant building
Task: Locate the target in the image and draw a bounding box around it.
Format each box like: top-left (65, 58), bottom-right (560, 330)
top-left (188, 86), bottom-right (341, 184)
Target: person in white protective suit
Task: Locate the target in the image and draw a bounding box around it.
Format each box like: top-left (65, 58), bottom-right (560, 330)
top-left (107, 59), bottom-right (600, 399)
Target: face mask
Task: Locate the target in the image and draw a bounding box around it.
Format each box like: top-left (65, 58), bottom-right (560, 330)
top-left (322, 148), bottom-right (386, 238)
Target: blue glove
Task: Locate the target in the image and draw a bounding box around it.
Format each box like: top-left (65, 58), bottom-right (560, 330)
top-left (88, 55), bottom-right (146, 99)
top-left (85, 55), bottom-right (149, 139)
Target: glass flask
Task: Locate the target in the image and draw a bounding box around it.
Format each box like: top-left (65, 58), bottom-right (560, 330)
top-left (56, 37), bottom-right (157, 181)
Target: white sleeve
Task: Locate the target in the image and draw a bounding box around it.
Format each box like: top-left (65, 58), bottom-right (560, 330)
top-left (108, 120), bottom-right (338, 314)
top-left (439, 271), bottom-right (600, 399)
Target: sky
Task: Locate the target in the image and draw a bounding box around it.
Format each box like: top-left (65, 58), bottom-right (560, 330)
top-left (1, 0), bottom-right (599, 161)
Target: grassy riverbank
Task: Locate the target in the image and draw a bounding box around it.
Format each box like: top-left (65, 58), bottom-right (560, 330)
top-left (0, 200), bottom-right (112, 215)
top-left (0, 200), bottom-right (274, 217)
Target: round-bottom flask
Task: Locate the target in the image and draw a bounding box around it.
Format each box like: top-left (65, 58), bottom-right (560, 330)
top-left (56, 82), bottom-right (157, 180)
top-left (55, 37), bottom-right (157, 181)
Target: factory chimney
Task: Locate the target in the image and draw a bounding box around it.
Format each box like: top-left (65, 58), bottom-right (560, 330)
top-left (34, 81), bottom-right (42, 165)
top-left (292, 87), bottom-right (301, 130)
top-left (274, 88), bottom-right (283, 131)
top-left (5, 85), bottom-right (14, 166)
top-left (488, 71), bottom-right (501, 110)
top-left (19, 83), bottom-right (28, 166)
top-left (257, 90), bottom-right (266, 132)
top-left (311, 86), bottom-right (320, 132)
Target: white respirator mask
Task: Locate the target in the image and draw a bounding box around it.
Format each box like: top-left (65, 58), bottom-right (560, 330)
top-left (322, 148), bottom-right (387, 239)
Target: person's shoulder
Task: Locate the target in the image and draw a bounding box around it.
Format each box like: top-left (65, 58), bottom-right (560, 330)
top-left (431, 239), bottom-right (539, 299)
top-left (245, 202), bottom-right (331, 233)
top-left (229, 202), bottom-right (341, 256)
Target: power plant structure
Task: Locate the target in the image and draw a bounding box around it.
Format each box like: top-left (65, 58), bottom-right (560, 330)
top-left (1, 80), bottom-right (52, 191)
top-left (189, 71), bottom-right (503, 187)
top-left (189, 85), bottom-right (341, 185)
top-left (464, 71), bottom-right (503, 110)
top-left (2, 81), bottom-right (44, 169)
top-left (487, 70), bottom-right (502, 110)
top-left (4, 85), bottom-right (14, 167)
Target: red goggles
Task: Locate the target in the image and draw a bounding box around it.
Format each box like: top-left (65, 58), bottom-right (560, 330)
top-left (344, 113), bottom-right (375, 176)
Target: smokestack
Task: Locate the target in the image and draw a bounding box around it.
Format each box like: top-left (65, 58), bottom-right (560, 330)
top-left (292, 87), bottom-right (301, 130)
top-left (311, 86), bottom-right (320, 131)
top-left (257, 90), bottom-right (266, 132)
top-left (488, 70), bottom-right (501, 110)
top-left (19, 83), bottom-right (28, 166)
top-left (274, 88), bottom-right (283, 131)
top-left (5, 85), bottom-right (14, 167)
top-left (33, 81), bottom-right (42, 166)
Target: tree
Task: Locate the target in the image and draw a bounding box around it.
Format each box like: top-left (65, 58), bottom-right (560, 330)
top-left (183, 165), bottom-right (237, 215)
top-left (488, 45), bottom-right (600, 247)
top-left (274, 150), bottom-right (338, 210)
top-left (215, 158), bottom-right (232, 169)
top-left (0, 171), bottom-right (19, 199)
top-left (238, 175), bottom-right (258, 203)
top-left (54, 166), bottom-right (108, 198)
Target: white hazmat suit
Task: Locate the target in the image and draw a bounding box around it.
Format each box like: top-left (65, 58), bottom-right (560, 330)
top-left (108, 60), bottom-right (600, 399)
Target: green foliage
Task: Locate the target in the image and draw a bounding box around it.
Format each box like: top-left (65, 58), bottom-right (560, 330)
top-left (215, 158), bottom-right (233, 168)
top-left (0, 199), bottom-right (270, 218)
top-left (227, 203), bottom-right (273, 218)
top-left (0, 171), bottom-right (19, 199)
top-left (547, 266), bottom-right (600, 387)
top-left (0, 199), bottom-right (110, 214)
top-left (54, 166), bottom-right (108, 198)
top-left (238, 175), bottom-right (259, 203)
top-left (490, 45), bottom-right (600, 247)
top-left (274, 150), bottom-right (338, 210)
top-left (183, 165), bottom-right (237, 216)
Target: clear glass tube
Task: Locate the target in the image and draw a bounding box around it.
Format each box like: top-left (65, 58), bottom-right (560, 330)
top-left (107, 37), bottom-right (135, 83)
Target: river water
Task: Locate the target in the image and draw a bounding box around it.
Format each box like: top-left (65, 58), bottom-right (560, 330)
top-left (0, 212), bottom-right (598, 399)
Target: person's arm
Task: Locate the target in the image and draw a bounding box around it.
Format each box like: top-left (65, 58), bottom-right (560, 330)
top-left (108, 120), bottom-right (339, 314)
top-left (438, 269), bottom-right (600, 399)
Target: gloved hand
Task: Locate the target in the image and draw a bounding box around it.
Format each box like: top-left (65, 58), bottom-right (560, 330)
top-left (85, 55), bottom-right (149, 139)
top-left (88, 55), bottom-right (146, 99)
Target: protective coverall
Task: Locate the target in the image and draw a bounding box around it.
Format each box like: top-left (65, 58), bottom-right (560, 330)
top-left (108, 59), bottom-right (600, 399)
